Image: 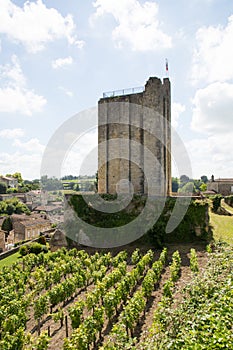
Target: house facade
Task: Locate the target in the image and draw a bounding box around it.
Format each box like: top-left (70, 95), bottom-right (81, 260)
top-left (0, 176), bottom-right (18, 188)
top-left (12, 214), bottom-right (51, 242)
top-left (207, 176), bottom-right (233, 196)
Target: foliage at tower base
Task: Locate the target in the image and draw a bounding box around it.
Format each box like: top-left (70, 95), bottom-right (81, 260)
top-left (146, 198), bottom-right (209, 246)
top-left (67, 195), bottom-right (210, 247)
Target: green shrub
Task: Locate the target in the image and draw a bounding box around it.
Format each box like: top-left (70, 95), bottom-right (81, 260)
top-left (0, 197), bottom-right (30, 215)
top-left (147, 198), bottom-right (209, 245)
top-left (19, 245), bottom-right (29, 256)
top-left (29, 242), bottom-right (45, 255)
top-left (6, 188), bottom-right (18, 194)
top-left (211, 194), bottom-right (222, 212)
top-left (163, 279), bottom-right (174, 299)
top-left (224, 196), bottom-right (233, 207)
top-left (42, 245), bottom-right (48, 253)
top-left (38, 236), bottom-right (46, 245)
top-left (189, 248), bottom-right (199, 272)
top-left (68, 195), bottom-right (210, 245)
top-left (19, 241), bottom-right (48, 256)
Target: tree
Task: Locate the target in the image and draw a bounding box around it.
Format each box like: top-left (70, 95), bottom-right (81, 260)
top-left (201, 175), bottom-right (208, 184)
top-left (178, 181), bottom-right (194, 194)
top-left (193, 179), bottom-right (202, 192)
top-left (0, 198), bottom-right (31, 215)
top-left (24, 179), bottom-right (40, 191)
top-left (6, 172), bottom-right (23, 187)
top-left (41, 175), bottom-right (63, 191)
top-left (200, 183), bottom-right (207, 192)
top-left (12, 172), bottom-right (23, 182)
top-left (180, 175), bottom-right (190, 185)
top-left (61, 175), bottom-right (78, 180)
top-left (0, 182), bottom-right (7, 194)
top-left (172, 177), bottom-right (179, 192)
top-left (74, 183), bottom-right (79, 191)
top-left (1, 216), bottom-right (12, 234)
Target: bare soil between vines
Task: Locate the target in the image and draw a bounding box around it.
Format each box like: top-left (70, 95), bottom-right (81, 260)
top-left (26, 242), bottom-right (208, 350)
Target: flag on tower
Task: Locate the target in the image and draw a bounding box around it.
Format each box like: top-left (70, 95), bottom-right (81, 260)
top-left (165, 58), bottom-right (168, 73)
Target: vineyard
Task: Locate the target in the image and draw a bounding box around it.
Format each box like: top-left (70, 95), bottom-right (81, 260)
top-left (0, 242), bottom-right (232, 349)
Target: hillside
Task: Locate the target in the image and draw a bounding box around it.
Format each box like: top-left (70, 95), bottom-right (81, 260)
top-left (0, 201), bottom-right (232, 349)
top-left (2, 240), bottom-right (230, 350)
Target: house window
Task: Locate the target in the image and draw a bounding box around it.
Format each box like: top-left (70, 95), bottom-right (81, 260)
top-left (231, 186), bottom-right (233, 193)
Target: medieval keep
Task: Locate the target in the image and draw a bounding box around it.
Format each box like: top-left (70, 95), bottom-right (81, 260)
top-left (98, 77), bottom-right (171, 196)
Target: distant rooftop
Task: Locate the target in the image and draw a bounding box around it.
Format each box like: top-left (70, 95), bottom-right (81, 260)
top-left (213, 178), bottom-right (233, 182)
top-left (103, 86), bottom-right (144, 98)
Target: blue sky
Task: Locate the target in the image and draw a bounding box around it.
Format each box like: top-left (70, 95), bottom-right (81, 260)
top-left (0, 0), bottom-right (233, 180)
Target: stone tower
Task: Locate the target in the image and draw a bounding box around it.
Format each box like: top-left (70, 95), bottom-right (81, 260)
top-left (98, 77), bottom-right (171, 196)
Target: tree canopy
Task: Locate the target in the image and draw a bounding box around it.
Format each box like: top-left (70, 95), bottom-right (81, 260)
top-left (1, 216), bottom-right (13, 233)
top-left (0, 198), bottom-right (30, 215)
top-left (41, 175), bottom-right (63, 191)
top-left (0, 182), bottom-right (7, 194)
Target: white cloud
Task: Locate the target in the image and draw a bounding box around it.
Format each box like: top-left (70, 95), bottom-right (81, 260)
top-left (171, 102), bottom-right (185, 129)
top-left (188, 80), bottom-right (233, 177)
top-left (0, 137), bottom-right (45, 179)
top-left (0, 0), bottom-right (84, 53)
top-left (52, 56), bottom-right (73, 69)
top-left (191, 82), bottom-right (233, 133)
top-left (0, 55), bottom-right (46, 115)
top-left (62, 129), bottom-right (98, 176)
top-left (1, 54), bottom-right (26, 87)
top-left (91, 0), bottom-right (172, 51)
top-left (0, 128), bottom-right (24, 139)
top-left (0, 87), bottom-right (46, 115)
top-left (13, 138), bottom-right (45, 153)
top-left (59, 86), bottom-right (74, 97)
top-left (0, 151), bottom-right (43, 180)
top-left (191, 14), bottom-right (233, 84)
top-left (185, 134), bottom-right (233, 178)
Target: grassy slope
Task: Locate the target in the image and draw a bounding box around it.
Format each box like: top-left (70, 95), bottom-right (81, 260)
top-left (209, 201), bottom-right (233, 245)
top-left (0, 251), bottom-right (21, 268)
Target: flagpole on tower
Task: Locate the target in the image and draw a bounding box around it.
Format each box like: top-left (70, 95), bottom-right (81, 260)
top-left (165, 58), bottom-right (169, 77)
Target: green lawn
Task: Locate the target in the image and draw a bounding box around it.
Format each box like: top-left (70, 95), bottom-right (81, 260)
top-left (209, 204), bottom-right (233, 245)
top-left (0, 251), bottom-right (21, 268)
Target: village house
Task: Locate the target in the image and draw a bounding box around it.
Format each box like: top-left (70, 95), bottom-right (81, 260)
top-left (0, 176), bottom-right (18, 188)
top-left (0, 193), bottom-right (26, 202)
top-left (207, 175), bottom-right (233, 196)
top-left (33, 204), bottom-right (62, 214)
top-left (11, 214), bottom-right (51, 242)
top-left (25, 190), bottom-right (42, 210)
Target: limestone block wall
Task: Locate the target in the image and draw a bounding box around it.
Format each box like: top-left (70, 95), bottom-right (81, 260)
top-left (98, 77), bottom-right (171, 196)
top-left (207, 182), bottom-right (233, 196)
top-left (0, 231), bottom-right (5, 252)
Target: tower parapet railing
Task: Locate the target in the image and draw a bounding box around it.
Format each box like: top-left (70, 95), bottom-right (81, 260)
top-left (103, 86), bottom-right (144, 98)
